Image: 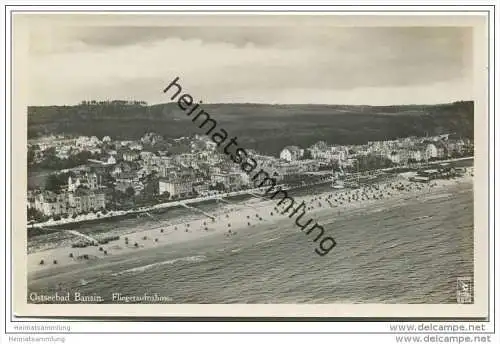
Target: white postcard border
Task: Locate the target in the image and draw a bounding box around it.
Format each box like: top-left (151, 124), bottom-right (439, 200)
top-left (3, 3), bottom-right (497, 333)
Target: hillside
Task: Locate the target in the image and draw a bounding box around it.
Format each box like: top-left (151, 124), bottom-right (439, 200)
top-left (27, 101), bottom-right (474, 155)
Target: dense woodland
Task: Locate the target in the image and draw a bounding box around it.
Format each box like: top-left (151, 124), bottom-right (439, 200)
top-left (28, 101), bottom-right (474, 155)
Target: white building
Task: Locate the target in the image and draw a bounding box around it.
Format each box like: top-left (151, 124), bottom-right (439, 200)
top-left (387, 151), bottom-right (401, 164)
top-left (90, 136), bottom-right (101, 145)
top-left (159, 179), bottom-right (194, 198)
top-left (280, 146), bottom-right (303, 162)
top-left (123, 151), bottom-right (140, 162)
top-left (76, 136), bottom-right (90, 147)
top-left (211, 172), bottom-right (249, 189)
top-left (425, 143), bottom-right (438, 160)
top-left (107, 156), bottom-right (117, 165)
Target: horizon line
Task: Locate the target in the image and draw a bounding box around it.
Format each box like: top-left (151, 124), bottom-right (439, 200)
top-left (27, 100), bottom-right (474, 108)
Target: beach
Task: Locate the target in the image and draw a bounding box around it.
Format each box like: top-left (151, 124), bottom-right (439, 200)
top-left (28, 168), bottom-right (474, 281)
top-left (29, 158), bottom-right (473, 231)
top-left (28, 186), bottom-right (274, 230)
top-left (27, 167), bottom-right (474, 303)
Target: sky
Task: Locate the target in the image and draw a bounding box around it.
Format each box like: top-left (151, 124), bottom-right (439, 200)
top-left (27, 25), bottom-right (473, 106)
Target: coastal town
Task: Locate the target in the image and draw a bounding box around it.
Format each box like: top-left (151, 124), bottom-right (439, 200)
top-left (27, 131), bottom-right (474, 226)
top-left (17, 16), bottom-right (483, 317)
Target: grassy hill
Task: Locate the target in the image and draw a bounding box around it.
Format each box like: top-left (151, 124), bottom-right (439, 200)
top-left (28, 101), bottom-right (474, 155)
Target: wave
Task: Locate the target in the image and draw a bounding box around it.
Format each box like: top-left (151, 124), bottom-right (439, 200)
top-left (422, 193), bottom-right (453, 201)
top-left (363, 207), bottom-right (387, 215)
top-left (256, 237), bottom-right (280, 245)
top-left (112, 255), bottom-right (207, 276)
top-left (413, 215), bottom-right (433, 221)
top-left (76, 278), bottom-right (97, 287)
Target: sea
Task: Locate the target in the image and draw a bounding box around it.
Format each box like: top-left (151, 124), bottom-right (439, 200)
top-left (27, 180), bottom-right (474, 304)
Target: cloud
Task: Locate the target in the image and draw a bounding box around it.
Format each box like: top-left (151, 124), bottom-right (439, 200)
top-left (27, 26), bottom-right (472, 105)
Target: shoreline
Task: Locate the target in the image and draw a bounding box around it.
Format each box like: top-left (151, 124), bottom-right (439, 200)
top-left (28, 169), bottom-right (473, 278)
top-left (28, 156), bottom-right (474, 230)
top-left (29, 186), bottom-right (275, 230)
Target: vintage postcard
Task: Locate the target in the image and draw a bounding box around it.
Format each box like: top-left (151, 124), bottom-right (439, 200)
top-left (11, 12), bottom-right (490, 318)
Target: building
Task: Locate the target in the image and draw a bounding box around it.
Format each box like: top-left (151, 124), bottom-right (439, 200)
top-left (280, 146), bottom-right (304, 162)
top-left (425, 143), bottom-right (438, 160)
top-left (298, 159), bottom-right (321, 172)
top-left (129, 142), bottom-right (143, 151)
top-left (193, 182), bottom-right (210, 195)
top-left (90, 155), bottom-right (117, 166)
top-left (27, 191), bottom-right (36, 209)
top-left (276, 162), bottom-right (303, 178)
top-left (76, 135), bottom-right (101, 148)
top-left (68, 189), bottom-right (106, 214)
top-left (68, 172), bottom-right (99, 192)
top-left (141, 133), bottom-right (163, 146)
top-left (387, 151), bottom-right (401, 164)
top-left (110, 161), bottom-right (135, 177)
top-left (310, 148), bottom-right (336, 161)
top-left (158, 165), bottom-right (176, 178)
top-left (159, 179), bottom-right (195, 198)
top-left (90, 136), bottom-right (101, 145)
top-left (76, 136), bottom-right (90, 148)
top-left (122, 150), bottom-right (140, 162)
top-left (173, 153), bottom-right (197, 167)
top-left (140, 151), bottom-right (155, 160)
top-left (115, 171), bottom-right (138, 184)
top-left (34, 191), bottom-right (68, 217)
top-left (205, 141), bottom-right (217, 151)
top-left (106, 156), bottom-right (117, 165)
top-left (55, 146), bottom-right (72, 160)
top-left (211, 172), bottom-right (249, 190)
top-left (446, 140), bottom-right (466, 156)
top-left (409, 149), bottom-right (424, 162)
top-left (434, 142), bottom-right (448, 159)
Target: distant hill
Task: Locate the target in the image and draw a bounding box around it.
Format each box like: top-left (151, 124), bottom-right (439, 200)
top-left (27, 101), bottom-right (474, 155)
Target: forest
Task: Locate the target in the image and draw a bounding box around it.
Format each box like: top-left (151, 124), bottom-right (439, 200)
top-left (27, 101), bottom-right (474, 156)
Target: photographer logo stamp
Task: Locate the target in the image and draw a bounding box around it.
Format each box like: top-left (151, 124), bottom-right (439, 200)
top-left (456, 277), bottom-right (473, 304)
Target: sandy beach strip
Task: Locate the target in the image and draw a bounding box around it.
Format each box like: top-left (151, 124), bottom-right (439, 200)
top-left (27, 169), bottom-right (473, 276)
top-left (29, 187), bottom-right (275, 229)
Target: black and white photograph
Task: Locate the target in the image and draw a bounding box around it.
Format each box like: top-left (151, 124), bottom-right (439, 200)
top-left (11, 12), bottom-right (490, 319)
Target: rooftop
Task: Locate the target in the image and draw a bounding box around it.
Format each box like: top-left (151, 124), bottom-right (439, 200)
top-left (283, 145), bottom-right (301, 153)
